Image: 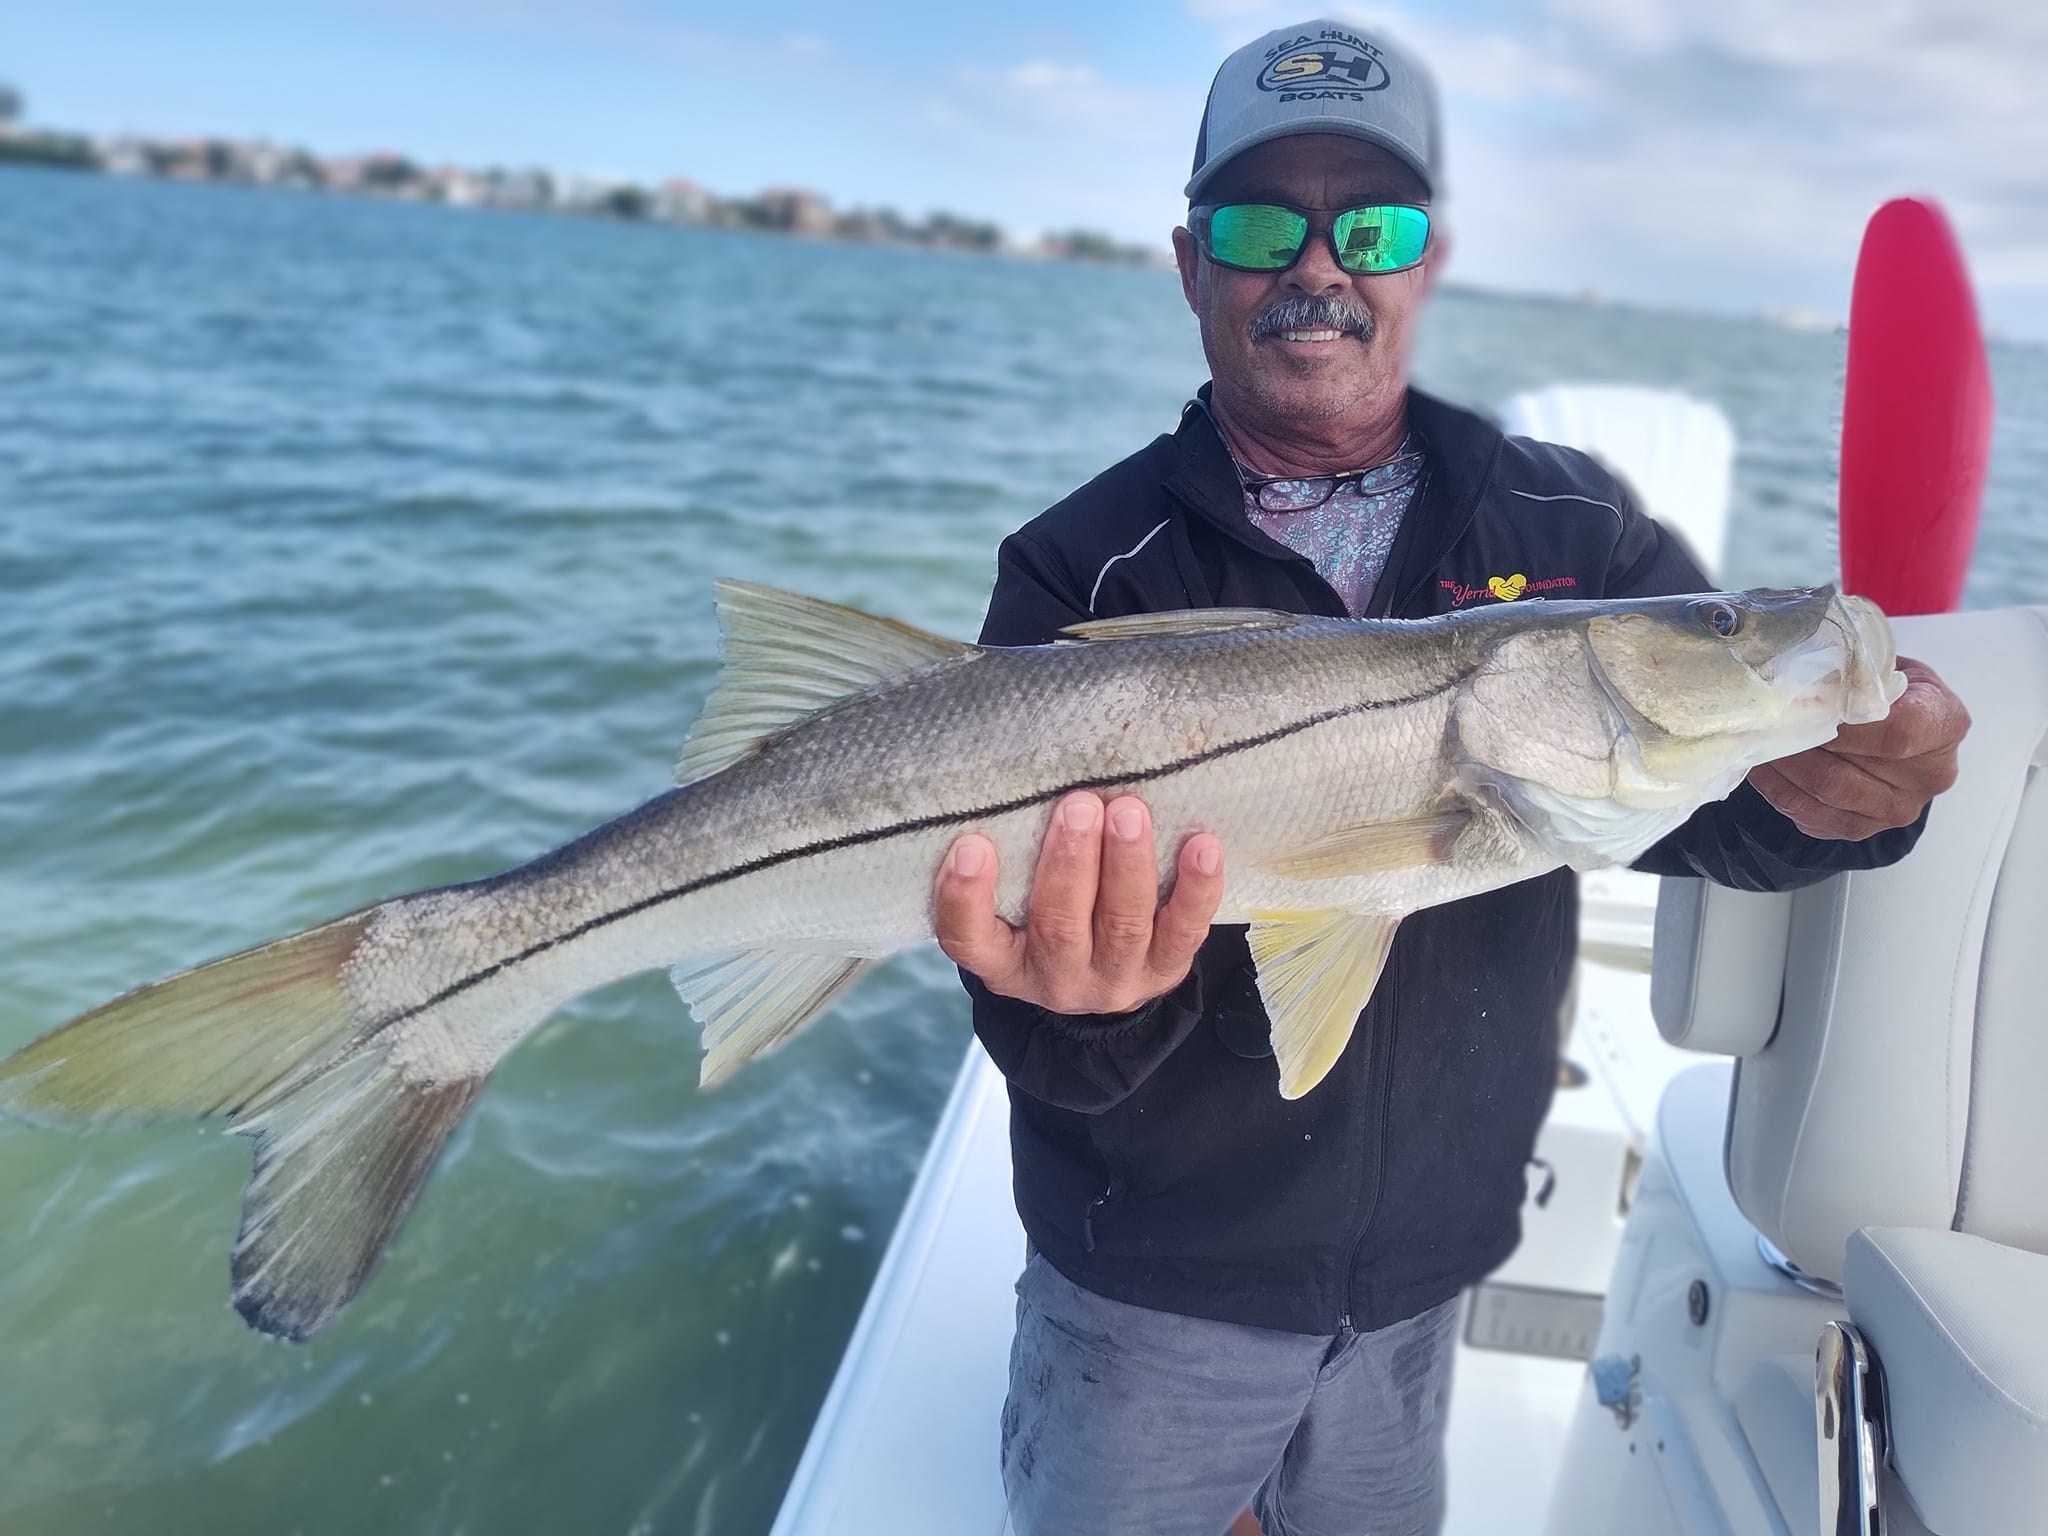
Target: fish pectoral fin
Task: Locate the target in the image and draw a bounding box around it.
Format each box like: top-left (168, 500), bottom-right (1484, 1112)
top-left (230, 1048), bottom-right (485, 1342)
top-left (1247, 910), bottom-right (1402, 1099)
top-left (1258, 807), bottom-right (1472, 881)
top-left (672, 949), bottom-right (874, 1087)
top-left (1059, 608), bottom-right (1305, 642)
top-left (677, 582), bottom-right (977, 784)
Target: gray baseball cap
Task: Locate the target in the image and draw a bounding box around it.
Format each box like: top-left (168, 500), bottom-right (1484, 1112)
top-left (1186, 20), bottom-right (1441, 203)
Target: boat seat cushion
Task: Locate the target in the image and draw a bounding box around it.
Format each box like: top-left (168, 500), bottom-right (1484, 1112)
top-left (1844, 1227), bottom-right (2048, 1536)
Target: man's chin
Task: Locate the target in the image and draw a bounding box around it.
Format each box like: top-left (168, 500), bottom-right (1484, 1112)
top-left (1241, 359), bottom-right (1378, 420)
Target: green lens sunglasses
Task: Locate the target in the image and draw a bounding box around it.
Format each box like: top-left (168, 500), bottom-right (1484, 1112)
top-left (1191, 202), bottom-right (1432, 277)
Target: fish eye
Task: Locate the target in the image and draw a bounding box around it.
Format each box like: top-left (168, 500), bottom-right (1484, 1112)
top-left (1697, 601), bottom-right (1742, 639)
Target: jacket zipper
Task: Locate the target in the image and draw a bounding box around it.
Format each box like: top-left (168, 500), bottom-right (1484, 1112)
top-left (1339, 949), bottom-right (1401, 1330)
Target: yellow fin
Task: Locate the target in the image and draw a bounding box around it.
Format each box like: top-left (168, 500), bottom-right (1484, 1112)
top-left (1259, 808), bottom-right (1471, 881)
top-left (1059, 608), bottom-right (1303, 642)
top-left (1247, 910), bottom-right (1401, 1099)
top-left (678, 582), bottom-right (975, 784)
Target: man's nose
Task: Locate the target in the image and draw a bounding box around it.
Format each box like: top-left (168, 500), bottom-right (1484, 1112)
top-left (1285, 227), bottom-right (1350, 294)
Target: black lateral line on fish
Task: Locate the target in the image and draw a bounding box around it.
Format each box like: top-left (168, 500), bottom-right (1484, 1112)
top-left (378, 676), bottom-right (1467, 1030)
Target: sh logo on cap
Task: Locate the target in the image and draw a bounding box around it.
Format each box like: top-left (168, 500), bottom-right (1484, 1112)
top-left (1259, 37), bottom-right (1392, 94)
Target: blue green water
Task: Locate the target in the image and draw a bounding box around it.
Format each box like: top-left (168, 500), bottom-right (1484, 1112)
top-left (1, 165), bottom-right (2042, 1536)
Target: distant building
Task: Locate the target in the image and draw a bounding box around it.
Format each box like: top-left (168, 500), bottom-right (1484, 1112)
top-left (654, 177), bottom-right (712, 225)
top-left (433, 165), bottom-right (489, 207)
top-left (757, 186), bottom-right (835, 237)
top-left (98, 136), bottom-right (152, 177)
top-left (479, 167), bottom-right (553, 210)
top-left (834, 206), bottom-right (909, 245)
top-left (242, 141), bottom-right (318, 189)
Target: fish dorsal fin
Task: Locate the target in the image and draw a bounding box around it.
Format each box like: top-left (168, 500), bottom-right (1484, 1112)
top-left (678, 582), bottom-right (975, 784)
top-left (1258, 807), bottom-right (1472, 881)
top-left (1059, 608), bottom-right (1304, 642)
top-left (672, 949), bottom-right (874, 1087)
top-left (1247, 910), bottom-right (1402, 1099)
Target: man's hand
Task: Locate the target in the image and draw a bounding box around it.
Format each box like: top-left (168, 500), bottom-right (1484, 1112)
top-left (1749, 656), bottom-right (1970, 841)
top-left (934, 792), bottom-right (1226, 1016)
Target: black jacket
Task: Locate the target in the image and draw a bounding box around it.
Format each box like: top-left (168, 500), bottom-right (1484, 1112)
top-left (965, 386), bottom-right (1925, 1335)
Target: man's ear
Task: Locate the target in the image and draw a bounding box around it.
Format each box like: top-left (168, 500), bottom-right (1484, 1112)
top-left (1172, 225), bottom-right (1201, 315)
top-left (1421, 222), bottom-right (1452, 297)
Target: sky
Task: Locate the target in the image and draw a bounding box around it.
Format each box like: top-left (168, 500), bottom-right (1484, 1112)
top-left (8, 0), bottom-right (2047, 339)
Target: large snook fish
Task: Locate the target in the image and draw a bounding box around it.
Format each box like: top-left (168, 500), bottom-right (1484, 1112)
top-left (0, 582), bottom-right (1901, 1340)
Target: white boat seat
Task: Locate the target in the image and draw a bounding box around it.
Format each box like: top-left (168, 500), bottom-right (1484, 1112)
top-left (1651, 607), bottom-right (2048, 1280)
top-left (1843, 1227), bottom-right (2048, 1536)
top-left (1649, 607), bottom-right (2048, 1534)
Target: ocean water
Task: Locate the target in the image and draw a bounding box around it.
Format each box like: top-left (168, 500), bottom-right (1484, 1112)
top-left (0, 165), bottom-right (2042, 1536)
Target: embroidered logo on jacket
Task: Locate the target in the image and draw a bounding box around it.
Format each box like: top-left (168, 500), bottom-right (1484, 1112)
top-left (1440, 573), bottom-right (1578, 607)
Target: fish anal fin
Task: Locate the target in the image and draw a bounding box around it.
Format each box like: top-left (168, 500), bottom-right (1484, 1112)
top-left (677, 582), bottom-right (976, 784)
top-left (672, 949), bottom-right (874, 1087)
top-left (1246, 910), bottom-right (1401, 1099)
top-left (230, 1050), bottom-right (485, 1342)
top-left (1059, 608), bottom-right (1304, 643)
top-left (1259, 808), bottom-right (1471, 881)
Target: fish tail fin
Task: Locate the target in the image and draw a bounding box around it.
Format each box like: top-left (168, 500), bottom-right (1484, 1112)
top-left (0, 904), bottom-right (493, 1340)
top-left (0, 911), bottom-right (378, 1130)
top-left (229, 1048), bottom-right (483, 1340)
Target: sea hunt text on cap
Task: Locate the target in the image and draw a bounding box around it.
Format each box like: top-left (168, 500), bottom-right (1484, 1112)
top-left (1257, 31), bottom-right (1390, 97)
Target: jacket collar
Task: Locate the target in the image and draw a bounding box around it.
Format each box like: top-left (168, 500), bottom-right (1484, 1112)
top-left (1162, 382), bottom-right (1507, 616)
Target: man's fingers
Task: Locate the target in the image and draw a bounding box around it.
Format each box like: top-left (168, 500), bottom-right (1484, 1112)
top-left (1024, 793), bottom-right (1107, 973)
top-left (932, 834), bottom-right (1025, 988)
top-left (1750, 762), bottom-right (1886, 842)
top-left (1093, 798), bottom-right (1162, 981)
top-left (1829, 657), bottom-right (1971, 762)
top-left (1149, 834), bottom-right (1225, 982)
top-left (1768, 747), bottom-right (1919, 831)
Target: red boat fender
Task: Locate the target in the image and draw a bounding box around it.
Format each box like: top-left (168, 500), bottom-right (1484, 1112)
top-left (1838, 197), bottom-right (1993, 616)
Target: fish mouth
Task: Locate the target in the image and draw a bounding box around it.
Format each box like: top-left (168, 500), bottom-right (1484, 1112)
top-left (1765, 593), bottom-right (1904, 729)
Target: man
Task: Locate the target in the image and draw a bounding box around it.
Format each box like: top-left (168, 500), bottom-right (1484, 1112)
top-left (932, 21), bottom-right (1970, 1536)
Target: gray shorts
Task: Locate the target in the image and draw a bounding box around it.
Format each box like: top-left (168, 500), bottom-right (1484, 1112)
top-left (1001, 1249), bottom-right (1459, 1536)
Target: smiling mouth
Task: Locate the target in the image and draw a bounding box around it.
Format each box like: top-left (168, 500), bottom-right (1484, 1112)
top-left (1273, 328), bottom-right (1355, 343)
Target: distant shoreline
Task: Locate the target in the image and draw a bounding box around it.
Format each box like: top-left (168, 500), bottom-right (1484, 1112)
top-left (0, 120), bottom-right (1163, 268)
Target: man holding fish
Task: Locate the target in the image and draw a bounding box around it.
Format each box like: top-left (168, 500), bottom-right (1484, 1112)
top-left (0, 21), bottom-right (1974, 1536)
top-left (932, 20), bottom-right (1971, 1536)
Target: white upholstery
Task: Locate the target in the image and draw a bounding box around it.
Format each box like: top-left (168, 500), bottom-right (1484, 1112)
top-left (1844, 1228), bottom-right (2048, 1535)
top-left (1651, 881), bottom-right (1791, 1054)
top-left (1647, 606), bottom-right (2048, 1535)
top-left (1721, 607), bottom-right (2048, 1280)
top-left (1953, 762), bottom-right (2048, 1254)
top-left (1498, 385), bottom-right (1732, 573)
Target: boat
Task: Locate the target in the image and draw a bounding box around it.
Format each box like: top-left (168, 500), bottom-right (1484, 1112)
top-left (771, 215), bottom-right (2039, 1533)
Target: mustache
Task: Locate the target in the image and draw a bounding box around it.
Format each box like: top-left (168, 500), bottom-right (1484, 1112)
top-left (1249, 294), bottom-right (1376, 343)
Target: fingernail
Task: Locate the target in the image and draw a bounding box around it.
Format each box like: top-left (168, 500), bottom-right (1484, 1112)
top-left (1194, 843), bottom-right (1220, 876)
top-left (951, 840), bottom-right (985, 879)
top-left (1063, 796), bottom-right (1100, 833)
top-left (1110, 806), bottom-right (1144, 841)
